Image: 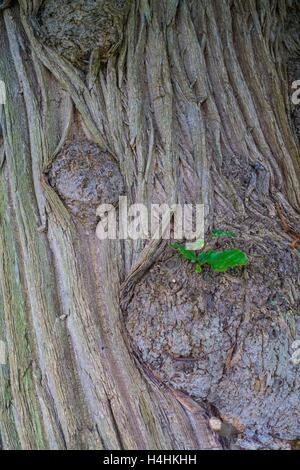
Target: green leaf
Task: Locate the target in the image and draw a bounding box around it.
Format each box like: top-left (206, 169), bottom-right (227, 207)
top-left (170, 243), bottom-right (198, 263)
top-left (198, 249), bottom-right (248, 272)
top-left (195, 263), bottom-right (202, 273)
top-left (211, 230), bottom-right (237, 239)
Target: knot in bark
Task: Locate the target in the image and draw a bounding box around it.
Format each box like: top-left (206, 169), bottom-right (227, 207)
top-left (36, 0), bottom-right (131, 69)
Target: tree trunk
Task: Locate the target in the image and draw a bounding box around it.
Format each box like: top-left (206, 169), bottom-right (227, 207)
top-left (0, 0), bottom-right (299, 450)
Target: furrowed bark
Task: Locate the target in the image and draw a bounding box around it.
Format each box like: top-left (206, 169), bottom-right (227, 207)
top-left (0, 0), bottom-right (299, 450)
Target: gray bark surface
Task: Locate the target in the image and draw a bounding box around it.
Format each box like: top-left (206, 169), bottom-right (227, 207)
top-left (0, 0), bottom-right (299, 450)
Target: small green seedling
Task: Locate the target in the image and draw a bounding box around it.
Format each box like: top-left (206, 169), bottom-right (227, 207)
top-left (170, 230), bottom-right (249, 274)
top-left (195, 263), bottom-right (203, 273)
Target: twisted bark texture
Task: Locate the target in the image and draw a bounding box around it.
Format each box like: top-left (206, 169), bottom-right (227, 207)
top-left (0, 0), bottom-right (299, 450)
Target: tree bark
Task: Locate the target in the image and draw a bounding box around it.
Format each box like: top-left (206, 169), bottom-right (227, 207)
top-left (0, 0), bottom-right (299, 450)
